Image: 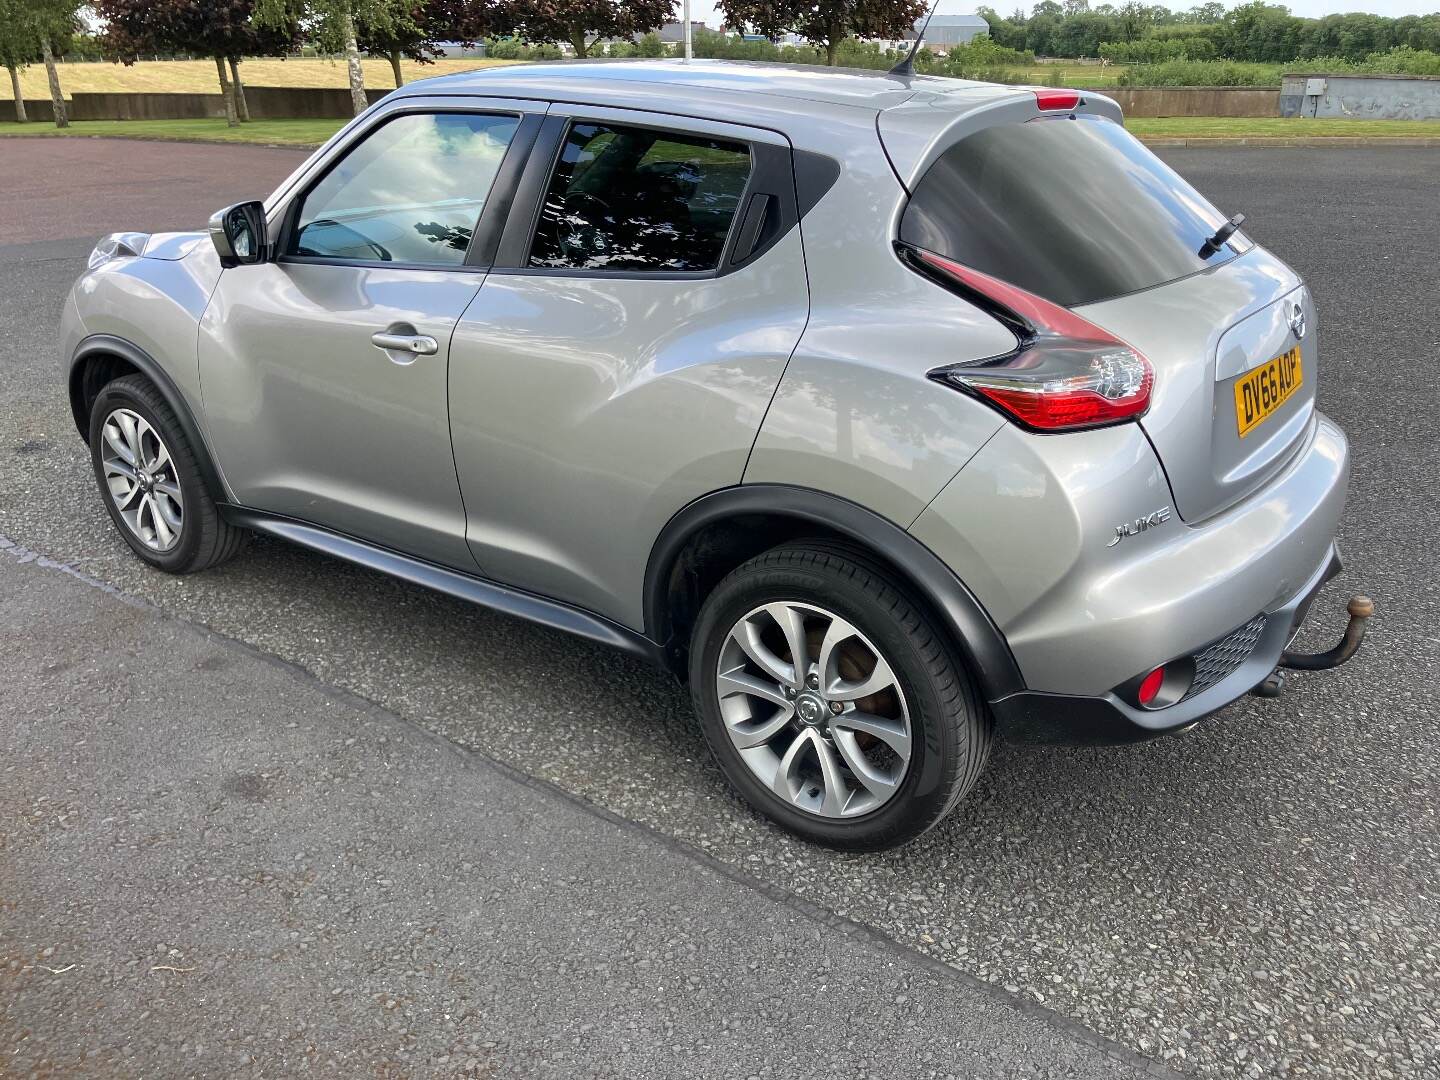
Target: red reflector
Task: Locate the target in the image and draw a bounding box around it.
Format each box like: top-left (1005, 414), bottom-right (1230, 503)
top-left (1138, 666), bottom-right (1166, 706)
top-left (1033, 88), bottom-right (1082, 111)
top-left (911, 248), bottom-right (1154, 432)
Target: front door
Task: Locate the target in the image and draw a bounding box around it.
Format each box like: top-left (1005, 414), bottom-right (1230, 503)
top-left (199, 105), bottom-right (534, 570)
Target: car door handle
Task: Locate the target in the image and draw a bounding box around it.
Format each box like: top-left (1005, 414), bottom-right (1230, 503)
top-left (371, 331), bottom-right (438, 356)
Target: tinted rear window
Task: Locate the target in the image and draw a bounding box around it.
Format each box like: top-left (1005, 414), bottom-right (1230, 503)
top-left (900, 116), bottom-right (1242, 307)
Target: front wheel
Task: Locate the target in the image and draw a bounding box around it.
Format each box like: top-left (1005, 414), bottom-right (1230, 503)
top-left (89, 374), bottom-right (248, 574)
top-left (690, 542), bottom-right (991, 851)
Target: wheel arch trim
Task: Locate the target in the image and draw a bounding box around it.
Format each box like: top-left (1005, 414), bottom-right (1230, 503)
top-left (69, 334), bottom-right (230, 501)
top-left (644, 484), bottom-right (1025, 701)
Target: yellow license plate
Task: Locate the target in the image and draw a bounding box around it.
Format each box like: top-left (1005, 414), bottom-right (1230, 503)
top-left (1234, 346), bottom-right (1303, 438)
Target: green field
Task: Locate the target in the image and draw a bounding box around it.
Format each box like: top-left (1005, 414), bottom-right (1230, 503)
top-left (1125, 117), bottom-right (1440, 138)
top-left (0, 118), bottom-right (344, 146)
top-left (5, 115), bottom-right (1440, 148)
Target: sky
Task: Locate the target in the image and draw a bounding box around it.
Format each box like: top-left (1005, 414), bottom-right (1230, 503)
top-left (675, 0), bottom-right (1440, 27)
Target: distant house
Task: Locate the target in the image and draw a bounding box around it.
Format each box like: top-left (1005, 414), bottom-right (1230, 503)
top-left (656, 20), bottom-right (707, 44)
top-left (906, 14), bottom-right (990, 46)
top-left (430, 41), bottom-right (488, 58)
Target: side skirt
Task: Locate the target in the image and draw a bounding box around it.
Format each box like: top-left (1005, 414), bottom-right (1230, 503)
top-left (220, 507), bottom-right (667, 669)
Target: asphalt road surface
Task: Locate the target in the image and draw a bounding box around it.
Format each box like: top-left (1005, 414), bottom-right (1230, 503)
top-left (1, 138), bottom-right (1437, 1079)
top-left (1, 546), bottom-right (1159, 1079)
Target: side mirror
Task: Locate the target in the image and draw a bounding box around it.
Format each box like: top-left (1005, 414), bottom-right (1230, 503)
top-left (209, 201), bottom-right (269, 268)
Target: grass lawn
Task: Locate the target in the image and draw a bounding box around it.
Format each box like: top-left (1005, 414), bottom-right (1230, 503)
top-left (1126, 116), bottom-right (1440, 138)
top-left (4, 115), bottom-right (1439, 150)
top-left (0, 56), bottom-right (515, 99)
top-left (0, 118), bottom-right (345, 146)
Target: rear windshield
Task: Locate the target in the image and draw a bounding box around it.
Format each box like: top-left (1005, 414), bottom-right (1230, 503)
top-left (900, 116), bottom-right (1243, 307)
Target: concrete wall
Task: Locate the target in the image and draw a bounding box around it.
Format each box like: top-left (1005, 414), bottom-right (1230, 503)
top-left (1279, 73), bottom-right (1440, 120)
top-left (0, 99), bottom-right (56, 123)
top-left (3, 87), bottom-right (394, 124)
top-left (69, 92), bottom-right (227, 121)
top-left (244, 86), bottom-right (391, 119)
top-left (1102, 87), bottom-right (1280, 118)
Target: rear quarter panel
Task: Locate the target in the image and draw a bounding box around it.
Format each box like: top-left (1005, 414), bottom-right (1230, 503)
top-left (745, 114), bottom-right (1013, 526)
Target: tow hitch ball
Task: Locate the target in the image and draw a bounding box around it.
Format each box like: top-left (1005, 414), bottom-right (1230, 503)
top-left (1253, 595), bottom-right (1374, 698)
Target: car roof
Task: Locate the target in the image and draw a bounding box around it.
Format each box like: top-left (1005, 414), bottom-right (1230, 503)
top-left (392, 58), bottom-right (1014, 115)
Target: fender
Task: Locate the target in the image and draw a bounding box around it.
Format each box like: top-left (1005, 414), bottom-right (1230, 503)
top-left (644, 484), bottom-right (1026, 702)
top-left (69, 334), bottom-right (230, 502)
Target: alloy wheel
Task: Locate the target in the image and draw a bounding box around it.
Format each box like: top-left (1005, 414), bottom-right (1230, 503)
top-left (100, 408), bottom-right (184, 553)
top-left (715, 601), bottom-right (913, 819)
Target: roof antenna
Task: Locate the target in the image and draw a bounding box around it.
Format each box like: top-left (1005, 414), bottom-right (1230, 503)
top-left (890, 0), bottom-right (942, 78)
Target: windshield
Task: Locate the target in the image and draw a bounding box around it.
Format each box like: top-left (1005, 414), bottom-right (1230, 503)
top-left (900, 116), bottom-right (1246, 308)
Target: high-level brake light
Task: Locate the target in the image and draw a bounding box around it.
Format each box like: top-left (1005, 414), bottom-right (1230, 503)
top-left (1033, 89), bottom-right (1083, 111)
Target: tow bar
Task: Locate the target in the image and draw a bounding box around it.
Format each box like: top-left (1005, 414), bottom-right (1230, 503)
top-left (1252, 594), bottom-right (1374, 698)
top-left (1280, 594), bottom-right (1374, 670)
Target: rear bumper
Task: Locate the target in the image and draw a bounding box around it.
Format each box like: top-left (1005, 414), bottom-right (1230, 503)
top-left (989, 542), bottom-right (1343, 744)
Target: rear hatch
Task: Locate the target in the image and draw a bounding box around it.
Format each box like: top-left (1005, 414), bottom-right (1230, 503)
top-left (1079, 256), bottom-right (1314, 521)
top-left (893, 109), bottom-right (1314, 521)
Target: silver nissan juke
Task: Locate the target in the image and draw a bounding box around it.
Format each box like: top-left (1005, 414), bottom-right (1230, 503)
top-left (58, 60), bottom-right (1371, 850)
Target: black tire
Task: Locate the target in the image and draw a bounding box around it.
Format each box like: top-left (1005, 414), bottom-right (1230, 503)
top-left (690, 541), bottom-right (991, 851)
top-left (89, 374), bottom-right (248, 574)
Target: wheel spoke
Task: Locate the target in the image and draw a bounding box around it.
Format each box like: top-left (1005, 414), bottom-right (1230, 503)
top-left (729, 704), bottom-right (795, 749)
top-left (831, 727), bottom-right (901, 800)
top-left (771, 728), bottom-right (812, 802)
top-left (148, 495), bottom-right (174, 547)
top-left (718, 667), bottom-right (790, 708)
top-left (826, 652), bottom-right (899, 703)
top-left (112, 479), bottom-right (142, 510)
top-left (148, 438), bottom-right (171, 474)
top-left (103, 422), bottom-right (136, 465)
top-left (810, 734), bottom-right (850, 816)
top-left (154, 491), bottom-right (183, 530)
top-left (816, 615), bottom-right (859, 688)
top-left (831, 711), bottom-right (911, 759)
top-left (104, 456), bottom-right (137, 480)
top-left (118, 412), bottom-right (142, 464)
top-left (764, 603), bottom-right (811, 681)
top-left (154, 479), bottom-right (182, 501)
top-left (734, 616), bottom-right (794, 686)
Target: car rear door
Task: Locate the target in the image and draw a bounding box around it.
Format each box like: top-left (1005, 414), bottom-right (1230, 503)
top-left (198, 99), bottom-right (541, 570)
top-left (448, 106), bottom-right (810, 627)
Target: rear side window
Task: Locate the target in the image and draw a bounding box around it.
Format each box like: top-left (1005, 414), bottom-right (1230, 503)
top-left (900, 117), bottom-right (1242, 307)
top-left (528, 122), bottom-right (752, 272)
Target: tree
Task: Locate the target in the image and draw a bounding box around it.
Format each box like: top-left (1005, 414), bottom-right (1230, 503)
top-left (100, 0), bottom-right (297, 127)
top-left (17, 0), bottom-right (78, 127)
top-left (257, 0), bottom-right (419, 115)
top-left (0, 0), bottom-right (39, 123)
top-left (718, 0), bottom-right (926, 66)
top-left (503, 0), bottom-right (675, 60)
top-left (358, 0), bottom-right (501, 88)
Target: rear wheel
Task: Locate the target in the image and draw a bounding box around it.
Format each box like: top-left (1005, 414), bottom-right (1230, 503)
top-left (690, 542), bottom-right (991, 851)
top-left (89, 374), bottom-right (248, 574)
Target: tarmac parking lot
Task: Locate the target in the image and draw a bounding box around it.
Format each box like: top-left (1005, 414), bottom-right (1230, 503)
top-left (1, 139), bottom-right (1437, 1079)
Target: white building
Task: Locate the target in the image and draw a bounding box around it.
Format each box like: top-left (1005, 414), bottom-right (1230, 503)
top-left (906, 14), bottom-right (990, 47)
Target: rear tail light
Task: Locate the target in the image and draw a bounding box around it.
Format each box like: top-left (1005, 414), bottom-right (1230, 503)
top-left (906, 247), bottom-right (1154, 433)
